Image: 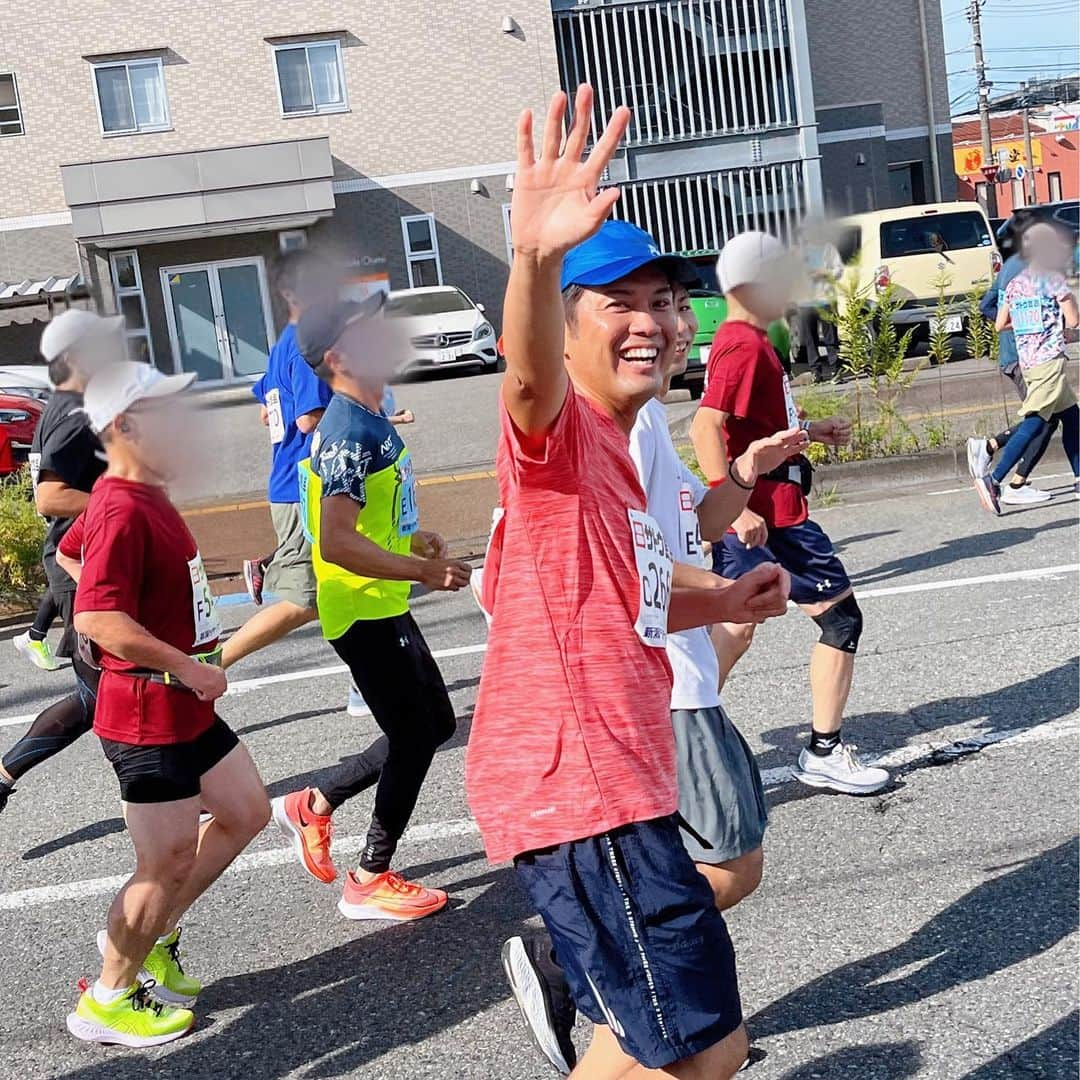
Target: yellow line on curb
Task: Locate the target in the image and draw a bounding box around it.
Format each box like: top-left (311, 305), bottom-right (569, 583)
top-left (181, 471), bottom-right (499, 518)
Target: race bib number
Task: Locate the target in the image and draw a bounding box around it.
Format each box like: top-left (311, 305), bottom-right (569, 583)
top-left (628, 508), bottom-right (673, 648)
top-left (188, 553), bottom-right (221, 648)
top-left (265, 388), bottom-right (285, 445)
top-left (28, 451), bottom-right (41, 492)
top-left (781, 372), bottom-right (800, 428)
top-left (396, 456), bottom-right (419, 536)
top-left (1011, 296), bottom-right (1043, 337)
top-left (297, 463), bottom-right (315, 544)
top-left (678, 484), bottom-right (704, 565)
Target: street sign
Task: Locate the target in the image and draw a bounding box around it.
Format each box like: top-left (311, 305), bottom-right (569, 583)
top-left (981, 163), bottom-right (999, 182)
top-left (1014, 163), bottom-right (1026, 181)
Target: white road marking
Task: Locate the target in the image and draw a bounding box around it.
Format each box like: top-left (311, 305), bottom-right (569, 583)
top-left (924, 472), bottom-right (1074, 497)
top-left (0, 716), bottom-right (1075, 913)
top-left (1, 565), bottom-right (1074, 730)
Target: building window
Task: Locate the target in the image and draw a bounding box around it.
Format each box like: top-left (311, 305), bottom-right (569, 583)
top-left (110, 251), bottom-right (154, 364)
top-left (502, 204), bottom-right (514, 265)
top-left (0, 73), bottom-right (24, 137)
top-left (278, 230), bottom-right (308, 253)
top-left (92, 58), bottom-right (170, 136)
top-left (401, 214), bottom-right (443, 288)
top-left (273, 41), bottom-right (347, 116)
top-left (1048, 171), bottom-right (1063, 202)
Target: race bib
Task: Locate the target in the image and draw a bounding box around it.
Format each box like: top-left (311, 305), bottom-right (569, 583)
top-left (266, 388), bottom-right (285, 445)
top-left (28, 451), bottom-right (41, 491)
top-left (188, 553), bottom-right (221, 648)
top-left (678, 484), bottom-right (704, 565)
top-left (781, 372), bottom-right (799, 428)
top-left (1011, 295), bottom-right (1044, 337)
top-left (297, 463), bottom-right (315, 544)
top-left (396, 455), bottom-right (418, 536)
top-left (628, 508), bottom-right (673, 648)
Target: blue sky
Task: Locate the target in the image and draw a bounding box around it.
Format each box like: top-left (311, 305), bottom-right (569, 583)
top-left (942, 0), bottom-right (1080, 115)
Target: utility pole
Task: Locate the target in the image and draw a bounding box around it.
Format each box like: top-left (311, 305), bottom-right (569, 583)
top-left (969, 0), bottom-right (998, 216)
top-left (1020, 82), bottom-right (1038, 206)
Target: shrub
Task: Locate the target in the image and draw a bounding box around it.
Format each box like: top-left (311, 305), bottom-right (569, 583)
top-left (0, 469), bottom-right (46, 603)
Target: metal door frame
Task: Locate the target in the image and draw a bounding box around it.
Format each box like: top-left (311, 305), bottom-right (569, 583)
top-left (159, 256), bottom-right (274, 384)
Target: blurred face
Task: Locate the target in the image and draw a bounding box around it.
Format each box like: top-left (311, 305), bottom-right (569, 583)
top-left (667, 284), bottom-right (698, 384)
top-left (564, 265), bottom-right (675, 423)
top-left (70, 329), bottom-right (125, 386)
top-left (327, 311), bottom-right (407, 393)
top-left (113, 396), bottom-right (204, 481)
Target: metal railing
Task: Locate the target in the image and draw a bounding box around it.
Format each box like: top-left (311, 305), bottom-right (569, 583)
top-left (611, 160), bottom-right (806, 254)
top-left (552, 0), bottom-right (797, 145)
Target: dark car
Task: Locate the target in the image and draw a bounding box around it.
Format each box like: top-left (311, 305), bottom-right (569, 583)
top-left (0, 392), bottom-right (43, 478)
top-left (995, 200), bottom-right (1079, 261)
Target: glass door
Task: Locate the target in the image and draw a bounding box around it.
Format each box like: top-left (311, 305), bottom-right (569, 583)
top-left (161, 258), bottom-right (274, 382)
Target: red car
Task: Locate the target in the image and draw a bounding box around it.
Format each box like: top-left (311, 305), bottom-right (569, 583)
top-left (0, 392), bottom-right (43, 477)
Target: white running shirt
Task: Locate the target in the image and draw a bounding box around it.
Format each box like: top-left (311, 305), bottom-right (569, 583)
top-left (627, 398), bottom-right (722, 711)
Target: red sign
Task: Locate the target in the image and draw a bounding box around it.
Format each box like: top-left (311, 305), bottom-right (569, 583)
top-left (981, 163), bottom-right (999, 182)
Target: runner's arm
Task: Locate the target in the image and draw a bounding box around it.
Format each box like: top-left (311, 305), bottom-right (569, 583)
top-left (689, 406), bottom-right (731, 483)
top-left (1061, 294), bottom-right (1079, 329)
top-left (995, 298), bottom-right (1011, 332)
top-left (34, 472), bottom-right (90, 518)
top-left (73, 610), bottom-right (206, 682)
top-left (501, 87), bottom-right (628, 440)
top-left (295, 408), bottom-right (325, 435)
top-left (56, 551), bottom-right (82, 584)
top-left (669, 563), bottom-right (790, 632)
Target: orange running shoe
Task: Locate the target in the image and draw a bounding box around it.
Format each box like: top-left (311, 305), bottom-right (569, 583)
top-left (271, 789), bottom-right (336, 883)
top-left (337, 870), bottom-right (448, 922)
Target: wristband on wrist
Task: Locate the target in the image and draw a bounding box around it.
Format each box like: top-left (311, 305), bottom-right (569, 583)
top-left (727, 462), bottom-right (756, 491)
top-left (799, 418), bottom-right (812, 433)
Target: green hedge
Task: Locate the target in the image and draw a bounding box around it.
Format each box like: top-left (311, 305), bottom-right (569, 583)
top-left (0, 470), bottom-right (46, 603)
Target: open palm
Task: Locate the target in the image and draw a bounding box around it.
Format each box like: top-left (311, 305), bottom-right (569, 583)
top-left (511, 85), bottom-right (630, 260)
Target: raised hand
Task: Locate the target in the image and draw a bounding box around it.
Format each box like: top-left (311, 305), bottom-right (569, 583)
top-left (740, 426), bottom-right (811, 481)
top-left (510, 85), bottom-right (630, 262)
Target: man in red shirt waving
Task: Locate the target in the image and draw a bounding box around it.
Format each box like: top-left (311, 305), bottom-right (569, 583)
top-left (67, 361), bottom-right (270, 1048)
top-left (691, 231), bottom-right (889, 796)
top-left (466, 86), bottom-right (791, 1078)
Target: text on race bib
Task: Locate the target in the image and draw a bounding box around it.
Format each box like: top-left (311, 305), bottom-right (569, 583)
top-left (781, 372), bottom-right (800, 429)
top-left (396, 455), bottom-right (418, 536)
top-left (297, 463), bottom-right (315, 544)
top-left (28, 451), bottom-right (41, 492)
top-left (678, 484), bottom-right (705, 566)
top-left (628, 508), bottom-right (673, 648)
top-left (1010, 296), bottom-right (1045, 337)
top-left (188, 553), bottom-right (221, 648)
top-left (266, 388), bottom-right (286, 445)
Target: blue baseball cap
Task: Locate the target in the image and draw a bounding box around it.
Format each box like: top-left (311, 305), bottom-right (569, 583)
top-left (561, 220), bottom-right (698, 290)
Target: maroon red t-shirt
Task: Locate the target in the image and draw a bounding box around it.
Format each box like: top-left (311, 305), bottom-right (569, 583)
top-left (702, 320), bottom-right (808, 529)
top-left (76, 475), bottom-right (221, 745)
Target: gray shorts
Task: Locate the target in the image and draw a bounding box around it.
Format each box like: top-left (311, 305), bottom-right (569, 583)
top-left (265, 502), bottom-right (318, 610)
top-left (673, 705), bottom-right (769, 865)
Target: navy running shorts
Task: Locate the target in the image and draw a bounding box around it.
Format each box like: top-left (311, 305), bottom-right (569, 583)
top-left (713, 518), bottom-right (851, 606)
top-left (514, 815), bottom-right (743, 1069)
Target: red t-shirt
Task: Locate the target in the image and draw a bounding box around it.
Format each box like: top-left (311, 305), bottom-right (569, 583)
top-left (702, 320), bottom-right (808, 529)
top-left (465, 389), bottom-right (678, 864)
top-left (76, 475), bottom-right (221, 745)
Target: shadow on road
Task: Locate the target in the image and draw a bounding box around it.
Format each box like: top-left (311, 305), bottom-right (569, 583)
top-left (850, 516), bottom-right (1076, 587)
top-left (957, 1011), bottom-right (1079, 1078)
top-left (54, 857), bottom-right (533, 1080)
top-left (21, 817), bottom-right (126, 861)
top-left (776, 1039), bottom-right (922, 1079)
top-left (750, 840), bottom-right (1078, 1041)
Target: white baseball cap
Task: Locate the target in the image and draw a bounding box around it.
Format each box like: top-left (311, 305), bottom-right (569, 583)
top-left (82, 361), bottom-right (196, 433)
top-left (39, 309), bottom-right (124, 363)
top-left (717, 231), bottom-right (790, 293)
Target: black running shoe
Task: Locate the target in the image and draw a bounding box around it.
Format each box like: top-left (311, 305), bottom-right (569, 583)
top-left (501, 935), bottom-right (577, 1075)
top-left (0, 780), bottom-right (14, 814)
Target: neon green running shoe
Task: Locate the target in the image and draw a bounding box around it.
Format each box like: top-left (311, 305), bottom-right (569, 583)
top-left (67, 980), bottom-right (195, 1047)
top-left (13, 630), bottom-right (61, 671)
top-left (97, 927), bottom-right (202, 1005)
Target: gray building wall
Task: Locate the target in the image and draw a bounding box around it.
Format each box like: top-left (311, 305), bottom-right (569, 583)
top-left (0, 223), bottom-right (78, 282)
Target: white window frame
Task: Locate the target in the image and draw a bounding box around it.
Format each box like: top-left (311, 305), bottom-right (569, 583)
top-left (502, 203), bottom-right (514, 265)
top-left (1048, 171), bottom-right (1063, 203)
top-left (91, 57), bottom-right (171, 137)
top-left (401, 214), bottom-right (443, 288)
top-left (0, 71), bottom-right (25, 138)
top-left (278, 229), bottom-right (308, 253)
top-left (109, 250), bottom-right (155, 365)
top-left (271, 40), bottom-right (349, 118)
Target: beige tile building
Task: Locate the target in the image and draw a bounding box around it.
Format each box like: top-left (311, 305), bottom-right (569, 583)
top-left (0, 0), bottom-right (950, 375)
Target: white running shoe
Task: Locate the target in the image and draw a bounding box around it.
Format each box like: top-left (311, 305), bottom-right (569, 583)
top-left (347, 684), bottom-right (368, 717)
top-left (13, 630), bottom-right (61, 671)
top-left (1000, 483), bottom-right (1052, 506)
top-left (793, 743), bottom-right (890, 795)
top-left (966, 437), bottom-right (991, 480)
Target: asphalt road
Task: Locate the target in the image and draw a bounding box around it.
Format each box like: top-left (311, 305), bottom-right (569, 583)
top-left (1, 478), bottom-right (1077, 1079)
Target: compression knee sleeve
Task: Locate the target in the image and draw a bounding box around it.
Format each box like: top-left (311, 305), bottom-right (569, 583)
top-left (812, 594), bottom-right (863, 654)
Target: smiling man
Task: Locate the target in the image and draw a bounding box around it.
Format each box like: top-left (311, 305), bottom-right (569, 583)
top-left (467, 86), bottom-right (791, 1079)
